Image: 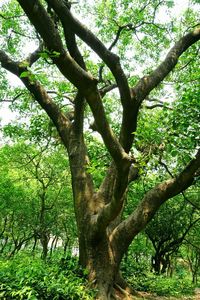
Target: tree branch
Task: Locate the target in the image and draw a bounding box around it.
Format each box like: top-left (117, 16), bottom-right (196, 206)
top-left (26, 43), bottom-right (44, 66)
top-left (45, 0), bottom-right (131, 104)
top-left (111, 148), bottom-right (200, 262)
top-left (44, 0), bottom-right (136, 151)
top-left (99, 83), bottom-right (117, 98)
top-left (17, 0), bottom-right (94, 90)
top-left (182, 192), bottom-right (200, 211)
top-left (0, 50), bottom-right (71, 149)
top-left (0, 92), bottom-right (25, 104)
top-left (0, 13), bottom-right (25, 20)
top-left (17, 0), bottom-right (131, 170)
top-left (159, 160), bottom-right (200, 210)
top-left (144, 104), bottom-right (173, 110)
top-left (57, 2), bottom-right (86, 137)
top-left (131, 27), bottom-right (200, 103)
top-left (57, 5), bottom-right (86, 71)
top-left (92, 170), bottom-right (130, 235)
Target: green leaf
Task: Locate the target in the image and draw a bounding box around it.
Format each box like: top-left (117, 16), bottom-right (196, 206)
top-left (171, 149), bottom-right (179, 157)
top-left (20, 71), bottom-right (29, 78)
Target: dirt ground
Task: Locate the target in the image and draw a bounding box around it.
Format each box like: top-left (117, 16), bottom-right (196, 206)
top-left (133, 290), bottom-right (200, 300)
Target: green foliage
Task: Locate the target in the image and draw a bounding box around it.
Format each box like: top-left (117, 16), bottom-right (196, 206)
top-left (0, 252), bottom-right (95, 300)
top-left (145, 198), bottom-right (195, 253)
top-left (0, 142), bottom-right (76, 257)
top-left (128, 273), bottom-right (195, 296)
top-left (121, 232), bottom-right (199, 296)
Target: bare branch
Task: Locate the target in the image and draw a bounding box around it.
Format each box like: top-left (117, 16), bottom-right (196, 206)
top-left (47, 90), bottom-right (74, 104)
top-left (182, 192), bottom-right (200, 211)
top-left (108, 22), bottom-right (133, 51)
top-left (0, 91), bottom-right (27, 105)
top-left (99, 83), bottom-right (117, 98)
top-left (159, 160), bottom-right (174, 178)
top-left (145, 104), bottom-right (173, 110)
top-left (177, 47), bottom-right (200, 71)
top-left (185, 238), bottom-right (200, 250)
top-left (11, 28), bottom-right (34, 39)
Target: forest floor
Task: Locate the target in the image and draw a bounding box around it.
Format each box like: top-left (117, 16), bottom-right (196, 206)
top-left (134, 291), bottom-right (200, 300)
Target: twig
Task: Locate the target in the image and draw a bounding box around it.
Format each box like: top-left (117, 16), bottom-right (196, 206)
top-left (0, 13), bottom-right (25, 20)
top-left (0, 92), bottom-right (25, 104)
top-left (145, 104), bottom-right (173, 110)
top-left (99, 83), bottom-right (117, 97)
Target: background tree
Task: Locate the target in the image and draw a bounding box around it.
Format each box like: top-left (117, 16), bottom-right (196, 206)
top-left (146, 198), bottom-right (200, 275)
top-left (0, 141), bottom-right (76, 258)
top-left (185, 229), bottom-right (200, 284)
top-left (0, 1), bottom-right (200, 299)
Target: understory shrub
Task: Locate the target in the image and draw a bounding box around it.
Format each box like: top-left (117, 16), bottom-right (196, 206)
top-left (127, 273), bottom-right (195, 296)
top-left (0, 252), bottom-right (95, 299)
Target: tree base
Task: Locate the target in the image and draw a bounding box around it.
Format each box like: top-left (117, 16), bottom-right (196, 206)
top-left (95, 277), bottom-right (140, 300)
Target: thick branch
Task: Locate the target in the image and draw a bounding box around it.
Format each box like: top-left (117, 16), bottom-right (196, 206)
top-left (17, 0), bottom-right (94, 90)
top-left (45, 0), bottom-right (136, 151)
top-left (0, 50), bottom-right (71, 148)
top-left (57, 5), bottom-right (86, 71)
top-left (85, 88), bottom-right (132, 168)
top-left (92, 170), bottom-right (130, 235)
top-left (132, 28), bottom-right (200, 103)
top-left (17, 0), bottom-right (130, 169)
top-left (57, 4), bottom-right (86, 137)
top-left (111, 148), bottom-right (200, 261)
top-left (45, 0), bottom-right (131, 105)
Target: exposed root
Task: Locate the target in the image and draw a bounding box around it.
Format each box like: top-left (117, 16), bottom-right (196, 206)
top-left (115, 272), bottom-right (140, 297)
top-left (92, 273), bottom-right (138, 300)
top-left (95, 282), bottom-right (135, 300)
top-left (113, 283), bottom-right (135, 299)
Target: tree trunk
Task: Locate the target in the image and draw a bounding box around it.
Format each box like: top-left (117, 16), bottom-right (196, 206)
top-left (75, 205), bottom-right (134, 300)
top-left (161, 255), bottom-right (170, 274)
top-left (40, 231), bottom-right (49, 260)
top-left (152, 254), bottom-right (161, 274)
top-left (79, 232), bottom-right (126, 299)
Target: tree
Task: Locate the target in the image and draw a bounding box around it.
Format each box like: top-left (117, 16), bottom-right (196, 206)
top-left (0, 145), bottom-right (35, 256)
top-left (146, 198), bottom-right (199, 275)
top-left (0, 1), bottom-right (200, 299)
top-left (0, 141), bottom-right (75, 258)
top-left (185, 227), bottom-right (200, 284)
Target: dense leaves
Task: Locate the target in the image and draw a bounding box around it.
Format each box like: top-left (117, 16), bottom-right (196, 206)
top-left (0, 252), bottom-right (95, 299)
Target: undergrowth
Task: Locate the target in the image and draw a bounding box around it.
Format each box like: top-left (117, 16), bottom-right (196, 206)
top-left (0, 251), bottom-right (95, 300)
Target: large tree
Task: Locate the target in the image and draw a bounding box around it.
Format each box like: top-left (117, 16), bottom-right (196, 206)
top-left (0, 0), bottom-right (200, 299)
